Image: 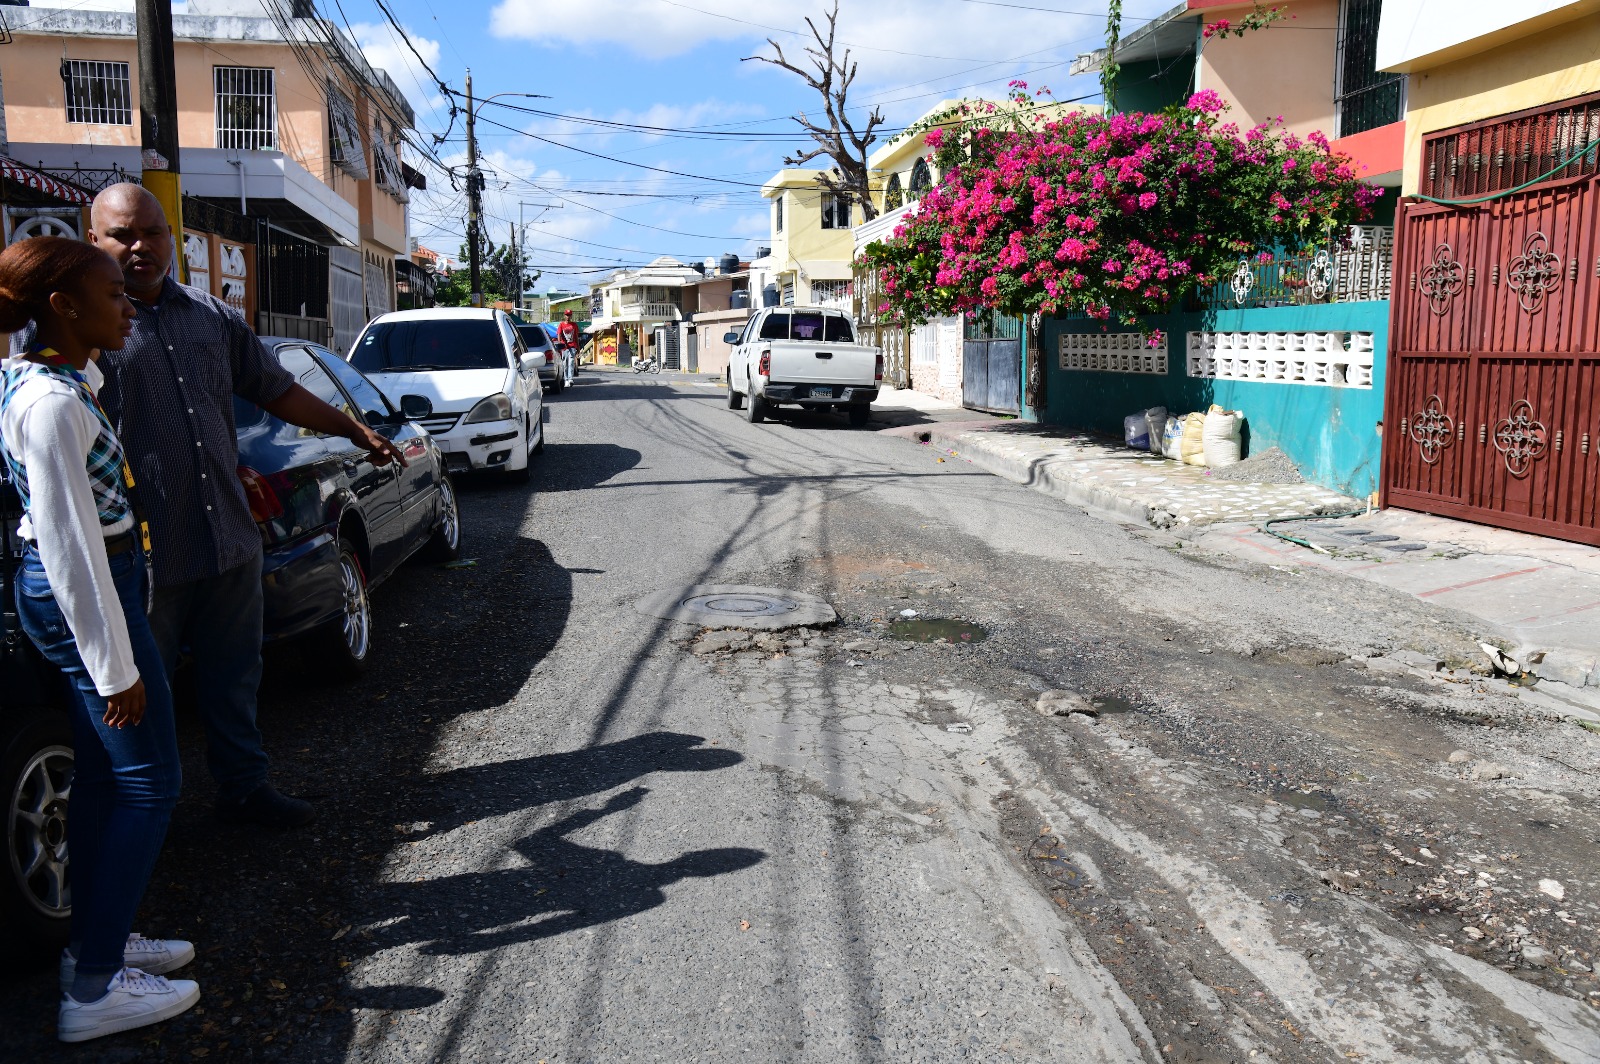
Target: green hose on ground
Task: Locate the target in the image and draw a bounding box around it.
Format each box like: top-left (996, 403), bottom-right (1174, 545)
top-left (1261, 510), bottom-right (1367, 553)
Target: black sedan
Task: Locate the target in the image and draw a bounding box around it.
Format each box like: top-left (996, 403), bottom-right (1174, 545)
top-left (237, 338), bottom-right (463, 677)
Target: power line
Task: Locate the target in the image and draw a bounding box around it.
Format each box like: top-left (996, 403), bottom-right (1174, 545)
top-left (468, 112), bottom-right (771, 189)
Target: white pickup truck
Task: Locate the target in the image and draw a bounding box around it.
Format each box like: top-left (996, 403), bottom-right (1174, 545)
top-left (724, 306), bottom-right (883, 426)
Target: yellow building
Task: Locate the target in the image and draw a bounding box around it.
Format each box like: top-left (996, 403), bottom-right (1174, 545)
top-left (0, 0), bottom-right (418, 348)
top-left (753, 169), bottom-right (857, 309)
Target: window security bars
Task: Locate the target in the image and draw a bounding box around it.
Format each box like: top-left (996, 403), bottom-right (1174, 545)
top-left (327, 84), bottom-right (368, 180)
top-left (810, 279), bottom-right (850, 308)
top-left (820, 193), bottom-right (851, 230)
top-left (371, 123), bottom-right (408, 203)
top-left (1422, 91), bottom-right (1600, 200)
top-left (63, 60), bottom-right (133, 125)
top-left (1335, 0), bottom-right (1404, 138)
top-left (215, 66), bottom-right (277, 151)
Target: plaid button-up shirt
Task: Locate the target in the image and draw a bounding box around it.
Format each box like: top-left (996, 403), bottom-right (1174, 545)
top-left (16, 278), bottom-right (294, 587)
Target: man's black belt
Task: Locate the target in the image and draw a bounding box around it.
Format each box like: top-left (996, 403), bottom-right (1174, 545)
top-left (104, 530), bottom-right (139, 557)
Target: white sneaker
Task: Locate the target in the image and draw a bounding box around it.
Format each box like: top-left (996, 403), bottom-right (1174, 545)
top-left (58, 967), bottom-right (200, 1043)
top-left (60, 934), bottom-right (196, 992)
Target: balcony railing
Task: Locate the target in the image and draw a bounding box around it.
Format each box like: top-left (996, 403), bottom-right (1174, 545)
top-left (1188, 226), bottom-right (1393, 311)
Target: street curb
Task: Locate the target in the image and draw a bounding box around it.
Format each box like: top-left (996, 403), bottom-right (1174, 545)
top-left (884, 421), bottom-right (1600, 700)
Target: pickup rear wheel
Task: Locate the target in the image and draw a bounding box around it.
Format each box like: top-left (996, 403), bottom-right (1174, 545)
top-left (745, 391), bottom-right (766, 424)
top-left (848, 406), bottom-right (871, 428)
top-left (726, 380), bottom-right (744, 409)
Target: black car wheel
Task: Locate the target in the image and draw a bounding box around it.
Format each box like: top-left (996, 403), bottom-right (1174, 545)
top-left (419, 474), bottom-right (463, 563)
top-left (1, 706), bottom-right (72, 952)
top-left (848, 406), bottom-right (871, 428)
top-left (315, 541), bottom-right (371, 679)
top-left (745, 391), bottom-right (767, 424)
top-left (726, 382), bottom-right (744, 410)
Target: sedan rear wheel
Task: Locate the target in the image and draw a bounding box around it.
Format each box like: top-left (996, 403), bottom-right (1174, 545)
top-left (0, 708), bottom-right (73, 953)
top-left (315, 541), bottom-right (371, 680)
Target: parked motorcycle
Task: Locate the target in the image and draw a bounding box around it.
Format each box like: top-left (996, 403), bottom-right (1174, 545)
top-left (632, 353), bottom-right (662, 374)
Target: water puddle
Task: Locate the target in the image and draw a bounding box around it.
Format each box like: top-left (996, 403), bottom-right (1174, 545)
top-left (1271, 787), bottom-right (1336, 812)
top-left (1089, 695), bottom-right (1138, 715)
top-left (888, 618), bottom-right (988, 643)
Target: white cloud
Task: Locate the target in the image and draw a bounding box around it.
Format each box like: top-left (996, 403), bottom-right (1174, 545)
top-left (488, 0), bottom-right (1124, 91)
top-left (349, 20), bottom-right (450, 130)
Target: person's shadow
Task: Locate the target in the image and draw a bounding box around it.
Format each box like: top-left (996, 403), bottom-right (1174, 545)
top-left (369, 786), bottom-right (763, 956)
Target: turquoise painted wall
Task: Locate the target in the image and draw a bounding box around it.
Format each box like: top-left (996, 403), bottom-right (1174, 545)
top-left (1113, 56), bottom-right (1197, 116)
top-left (1042, 301), bottom-right (1390, 498)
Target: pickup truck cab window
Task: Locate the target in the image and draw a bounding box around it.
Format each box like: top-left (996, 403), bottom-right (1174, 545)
top-left (757, 311), bottom-right (854, 344)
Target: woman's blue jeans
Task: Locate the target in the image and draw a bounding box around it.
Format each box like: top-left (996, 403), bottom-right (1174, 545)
top-left (16, 544), bottom-right (181, 980)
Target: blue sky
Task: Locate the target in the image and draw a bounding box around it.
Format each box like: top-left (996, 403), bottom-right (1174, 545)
top-left (354, 0), bottom-right (1190, 292)
top-left (30, 0), bottom-right (1177, 291)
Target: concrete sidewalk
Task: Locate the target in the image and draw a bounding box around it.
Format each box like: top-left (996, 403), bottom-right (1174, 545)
top-left (886, 418), bottom-right (1598, 698)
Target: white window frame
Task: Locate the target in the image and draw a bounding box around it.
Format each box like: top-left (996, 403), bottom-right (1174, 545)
top-left (64, 60), bottom-right (133, 125)
top-left (215, 66), bottom-right (277, 151)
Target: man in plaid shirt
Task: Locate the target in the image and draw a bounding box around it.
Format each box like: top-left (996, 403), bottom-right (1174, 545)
top-left (79, 185), bottom-right (403, 828)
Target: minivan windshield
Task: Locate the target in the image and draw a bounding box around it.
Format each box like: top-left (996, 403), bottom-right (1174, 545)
top-left (757, 311), bottom-right (854, 343)
top-left (350, 319), bottom-right (508, 373)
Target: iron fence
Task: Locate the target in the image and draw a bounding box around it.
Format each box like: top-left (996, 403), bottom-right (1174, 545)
top-left (1187, 226), bottom-right (1394, 310)
top-left (1422, 90), bottom-right (1600, 200)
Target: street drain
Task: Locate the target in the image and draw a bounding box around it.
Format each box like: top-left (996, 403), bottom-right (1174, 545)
top-left (888, 617), bottom-right (987, 643)
top-left (634, 584), bottom-right (836, 630)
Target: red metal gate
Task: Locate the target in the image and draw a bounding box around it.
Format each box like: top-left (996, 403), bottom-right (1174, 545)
top-left (1382, 94), bottom-right (1600, 546)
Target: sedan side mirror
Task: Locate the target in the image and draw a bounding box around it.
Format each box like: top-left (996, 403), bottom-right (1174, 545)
top-left (723, 331), bottom-right (740, 344)
top-left (399, 394), bottom-right (433, 420)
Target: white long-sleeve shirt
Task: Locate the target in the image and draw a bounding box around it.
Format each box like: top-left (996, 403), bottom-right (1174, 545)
top-left (1, 357), bottom-right (138, 696)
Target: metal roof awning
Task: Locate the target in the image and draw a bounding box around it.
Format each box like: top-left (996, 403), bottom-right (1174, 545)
top-left (1071, 2), bottom-right (1196, 74)
top-left (0, 158), bottom-right (93, 205)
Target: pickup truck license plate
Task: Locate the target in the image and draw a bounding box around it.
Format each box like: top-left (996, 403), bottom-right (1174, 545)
top-left (810, 386), bottom-right (833, 399)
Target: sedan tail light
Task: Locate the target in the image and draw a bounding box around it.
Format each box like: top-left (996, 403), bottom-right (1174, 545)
top-left (758, 350), bottom-right (771, 378)
top-left (545, 351), bottom-right (555, 364)
top-left (238, 465), bottom-right (286, 523)
top-left (874, 353), bottom-right (884, 382)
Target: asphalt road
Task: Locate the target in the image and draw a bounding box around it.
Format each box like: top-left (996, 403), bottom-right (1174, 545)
top-left (4, 369), bottom-right (1598, 1063)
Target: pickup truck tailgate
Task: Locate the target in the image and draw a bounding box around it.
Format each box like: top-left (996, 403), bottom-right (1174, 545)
top-left (768, 341), bottom-right (877, 386)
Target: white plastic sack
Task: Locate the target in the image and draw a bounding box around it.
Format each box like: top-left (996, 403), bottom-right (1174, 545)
top-left (1202, 406), bottom-right (1244, 468)
top-left (1143, 406), bottom-right (1168, 454)
top-left (1124, 411), bottom-right (1151, 450)
top-left (1161, 416), bottom-right (1183, 460)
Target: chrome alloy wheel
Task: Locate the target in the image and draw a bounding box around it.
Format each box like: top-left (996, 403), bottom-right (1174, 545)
top-left (437, 476), bottom-right (461, 551)
top-left (338, 550), bottom-right (371, 662)
top-left (9, 743), bottom-right (72, 919)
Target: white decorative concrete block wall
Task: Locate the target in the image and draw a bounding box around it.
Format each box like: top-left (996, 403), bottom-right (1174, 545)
top-left (1059, 332), bottom-right (1167, 375)
top-left (1185, 331), bottom-right (1375, 388)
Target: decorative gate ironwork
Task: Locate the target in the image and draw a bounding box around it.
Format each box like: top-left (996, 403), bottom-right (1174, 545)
top-left (1382, 95), bottom-right (1600, 546)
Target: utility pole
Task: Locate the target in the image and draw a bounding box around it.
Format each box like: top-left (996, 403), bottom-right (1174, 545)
top-left (464, 68), bottom-right (483, 308)
top-left (136, 0), bottom-right (183, 273)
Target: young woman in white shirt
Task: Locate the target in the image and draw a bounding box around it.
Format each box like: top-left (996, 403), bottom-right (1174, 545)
top-left (0, 236), bottom-right (198, 1042)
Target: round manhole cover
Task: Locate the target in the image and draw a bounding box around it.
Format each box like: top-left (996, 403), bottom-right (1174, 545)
top-left (635, 584), bottom-right (836, 630)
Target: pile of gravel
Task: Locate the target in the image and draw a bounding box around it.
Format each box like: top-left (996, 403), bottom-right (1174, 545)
top-left (1211, 445), bottom-right (1304, 484)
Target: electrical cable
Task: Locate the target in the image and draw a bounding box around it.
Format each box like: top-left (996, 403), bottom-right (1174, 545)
top-left (1413, 138), bottom-right (1600, 205)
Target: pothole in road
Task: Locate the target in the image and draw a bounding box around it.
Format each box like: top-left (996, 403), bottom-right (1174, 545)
top-left (887, 617), bottom-right (988, 643)
top-left (635, 584), bottom-right (837, 630)
top-left (1271, 786), bottom-right (1337, 812)
top-left (1089, 695), bottom-right (1138, 715)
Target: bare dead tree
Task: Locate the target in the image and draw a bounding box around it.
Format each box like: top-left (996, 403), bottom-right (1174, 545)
top-left (743, 0), bottom-right (886, 221)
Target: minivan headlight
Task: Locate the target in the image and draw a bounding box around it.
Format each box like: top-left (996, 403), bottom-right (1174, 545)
top-left (463, 393), bottom-right (512, 424)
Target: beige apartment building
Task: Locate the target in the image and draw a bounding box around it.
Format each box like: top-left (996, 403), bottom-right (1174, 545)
top-left (0, 0), bottom-right (420, 350)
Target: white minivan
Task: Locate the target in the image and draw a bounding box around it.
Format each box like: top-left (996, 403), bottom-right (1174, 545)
top-left (348, 308), bottom-right (545, 482)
